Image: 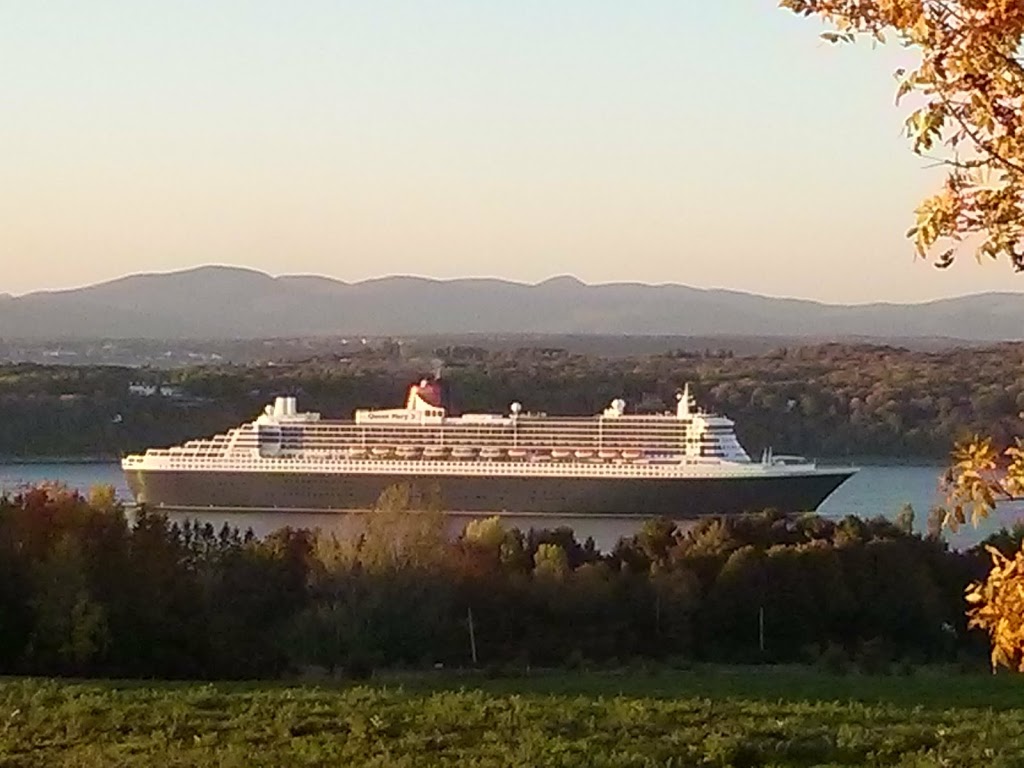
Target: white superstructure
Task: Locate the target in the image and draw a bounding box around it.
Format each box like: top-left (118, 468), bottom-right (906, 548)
top-left (122, 383), bottom-right (836, 480)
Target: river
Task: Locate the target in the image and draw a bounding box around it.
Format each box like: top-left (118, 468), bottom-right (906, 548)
top-left (1, 461), bottom-right (1022, 552)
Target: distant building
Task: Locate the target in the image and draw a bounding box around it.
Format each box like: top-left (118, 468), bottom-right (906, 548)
top-left (128, 382), bottom-right (184, 398)
top-left (128, 383), bottom-right (158, 396)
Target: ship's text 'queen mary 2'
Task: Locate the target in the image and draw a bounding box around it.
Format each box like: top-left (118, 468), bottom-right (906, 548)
top-left (123, 378), bottom-right (857, 517)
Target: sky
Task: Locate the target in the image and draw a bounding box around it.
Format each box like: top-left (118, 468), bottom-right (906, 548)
top-left (3, 1), bottom-right (1022, 304)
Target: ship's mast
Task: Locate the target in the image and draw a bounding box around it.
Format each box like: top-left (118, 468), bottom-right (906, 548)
top-left (676, 383), bottom-right (694, 419)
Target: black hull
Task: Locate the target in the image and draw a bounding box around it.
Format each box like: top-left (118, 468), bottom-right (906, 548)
top-left (124, 469), bottom-right (854, 518)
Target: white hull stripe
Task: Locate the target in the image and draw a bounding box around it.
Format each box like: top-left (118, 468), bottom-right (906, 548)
top-left (122, 457), bottom-right (854, 480)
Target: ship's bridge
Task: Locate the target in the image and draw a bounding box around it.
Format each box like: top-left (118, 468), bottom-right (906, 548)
top-left (665, 384), bottom-right (751, 462)
top-left (354, 379), bottom-right (448, 425)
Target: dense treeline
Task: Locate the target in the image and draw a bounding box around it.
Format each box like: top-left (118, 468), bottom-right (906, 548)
top-left (2, 341), bottom-right (1023, 459)
top-left (0, 483), bottom-right (1007, 679)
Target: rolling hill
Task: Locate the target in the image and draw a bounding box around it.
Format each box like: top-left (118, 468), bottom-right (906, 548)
top-left (1, 265), bottom-right (1022, 341)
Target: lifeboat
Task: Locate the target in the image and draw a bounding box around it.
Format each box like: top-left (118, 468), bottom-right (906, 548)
top-left (551, 449), bottom-right (571, 460)
top-left (480, 447), bottom-right (503, 459)
top-left (345, 447), bottom-right (367, 458)
top-left (574, 449), bottom-right (595, 459)
top-left (423, 446), bottom-right (447, 458)
top-left (451, 446), bottom-right (477, 459)
top-left (622, 449), bottom-right (642, 460)
top-left (395, 445), bottom-right (421, 458)
top-left (371, 446), bottom-right (392, 458)
top-left (507, 448), bottom-right (528, 459)
top-left (598, 449), bottom-right (619, 460)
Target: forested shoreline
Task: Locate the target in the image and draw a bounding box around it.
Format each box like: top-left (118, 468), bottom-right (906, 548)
top-left (0, 482), bottom-right (1012, 680)
top-left (1, 341), bottom-right (1022, 460)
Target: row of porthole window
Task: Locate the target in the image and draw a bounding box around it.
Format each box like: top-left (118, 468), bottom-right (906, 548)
top-left (162, 457), bottom-right (745, 468)
top-left (161, 458), bottom-right (722, 472)
top-left (154, 462), bottom-right (766, 481)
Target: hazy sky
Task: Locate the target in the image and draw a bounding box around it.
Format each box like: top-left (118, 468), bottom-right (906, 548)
top-left (4, 1), bottom-right (1022, 303)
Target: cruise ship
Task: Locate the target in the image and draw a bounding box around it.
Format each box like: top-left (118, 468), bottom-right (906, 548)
top-left (122, 378), bottom-right (857, 518)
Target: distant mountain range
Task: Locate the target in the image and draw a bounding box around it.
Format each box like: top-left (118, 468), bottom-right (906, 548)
top-left (1, 265), bottom-right (1022, 341)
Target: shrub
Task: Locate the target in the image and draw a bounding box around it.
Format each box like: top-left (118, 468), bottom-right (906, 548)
top-left (816, 643), bottom-right (850, 676)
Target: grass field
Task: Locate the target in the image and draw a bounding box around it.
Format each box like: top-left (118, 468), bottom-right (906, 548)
top-left (1, 667), bottom-right (1022, 767)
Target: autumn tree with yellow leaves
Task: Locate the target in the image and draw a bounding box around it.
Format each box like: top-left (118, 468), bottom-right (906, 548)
top-left (782, 0), bottom-right (1024, 270)
top-left (781, 0), bottom-right (1024, 670)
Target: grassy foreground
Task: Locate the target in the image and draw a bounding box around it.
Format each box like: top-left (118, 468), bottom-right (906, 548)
top-left (0, 668), bottom-right (1022, 767)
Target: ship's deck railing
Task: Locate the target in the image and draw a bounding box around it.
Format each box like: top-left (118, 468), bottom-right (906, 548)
top-left (135, 443), bottom-right (752, 462)
top-left (249, 419), bottom-right (718, 437)
top-left (122, 455), bottom-right (827, 477)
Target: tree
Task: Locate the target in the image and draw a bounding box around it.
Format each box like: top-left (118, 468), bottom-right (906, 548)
top-left (339, 483), bottom-right (449, 572)
top-left (939, 436), bottom-right (1024, 529)
top-left (783, 0), bottom-right (1024, 671)
top-left (946, 440), bottom-right (1024, 673)
top-left (781, 0), bottom-right (1024, 270)
top-left (27, 534), bottom-right (109, 673)
top-left (966, 544), bottom-right (1024, 672)
top-left (288, 485), bottom-right (454, 674)
top-left (533, 543), bottom-right (570, 582)
top-left (463, 515), bottom-right (506, 550)
top-left (894, 503), bottom-right (915, 535)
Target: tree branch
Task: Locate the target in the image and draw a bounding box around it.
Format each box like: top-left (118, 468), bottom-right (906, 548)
top-left (936, 93), bottom-right (1024, 176)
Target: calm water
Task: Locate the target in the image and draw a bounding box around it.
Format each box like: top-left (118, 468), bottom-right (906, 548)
top-left (2, 462), bottom-right (1021, 552)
